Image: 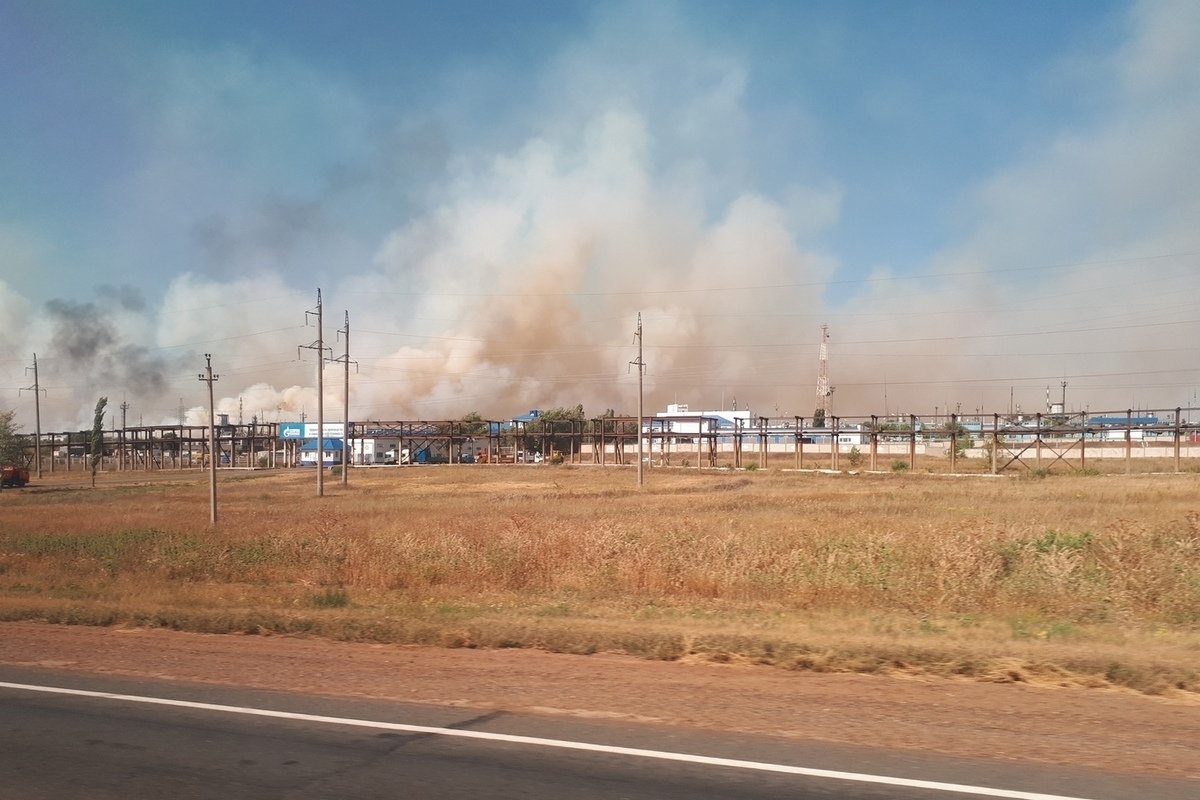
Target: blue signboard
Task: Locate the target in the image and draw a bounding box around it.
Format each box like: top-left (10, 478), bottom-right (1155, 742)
top-left (278, 422), bottom-right (346, 440)
top-left (279, 423), bottom-right (305, 439)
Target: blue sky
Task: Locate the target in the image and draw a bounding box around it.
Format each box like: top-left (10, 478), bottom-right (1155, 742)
top-left (2, 0), bottom-right (1198, 428)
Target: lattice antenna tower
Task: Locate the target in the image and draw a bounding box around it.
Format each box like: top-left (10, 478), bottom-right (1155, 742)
top-left (816, 323), bottom-right (833, 417)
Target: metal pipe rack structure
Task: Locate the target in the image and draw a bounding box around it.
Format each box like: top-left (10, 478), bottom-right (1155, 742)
top-left (16, 407), bottom-right (1200, 476)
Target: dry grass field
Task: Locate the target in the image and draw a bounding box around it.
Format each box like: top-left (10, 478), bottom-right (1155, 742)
top-left (1, 464), bottom-right (1198, 698)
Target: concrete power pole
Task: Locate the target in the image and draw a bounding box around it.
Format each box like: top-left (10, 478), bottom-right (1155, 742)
top-left (21, 354), bottom-right (45, 479)
top-left (300, 289), bottom-right (330, 497)
top-left (333, 310), bottom-right (358, 487)
top-left (816, 323), bottom-right (834, 420)
top-left (198, 354), bottom-right (219, 525)
top-left (630, 313), bottom-right (646, 487)
top-left (120, 398), bottom-right (129, 471)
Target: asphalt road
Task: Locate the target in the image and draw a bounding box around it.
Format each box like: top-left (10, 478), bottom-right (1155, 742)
top-left (0, 667), bottom-right (1193, 800)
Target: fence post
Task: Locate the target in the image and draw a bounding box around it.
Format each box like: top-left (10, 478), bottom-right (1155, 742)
top-left (1080, 416), bottom-right (1086, 471)
top-left (908, 415), bottom-right (917, 471)
top-left (1126, 409), bottom-right (1133, 475)
top-left (1035, 412), bottom-right (1042, 469)
top-left (1175, 407), bottom-right (1182, 473)
top-left (991, 414), bottom-right (999, 475)
top-left (870, 415), bottom-right (878, 471)
top-left (794, 416), bottom-right (801, 470)
top-left (831, 416), bottom-right (840, 471)
top-left (949, 413), bottom-right (957, 474)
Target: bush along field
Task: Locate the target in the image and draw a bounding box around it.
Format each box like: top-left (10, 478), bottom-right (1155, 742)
top-left (0, 466), bottom-right (1197, 698)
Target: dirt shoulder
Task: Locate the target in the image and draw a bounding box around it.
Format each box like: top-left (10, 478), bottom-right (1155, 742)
top-left (1, 621), bottom-right (1197, 780)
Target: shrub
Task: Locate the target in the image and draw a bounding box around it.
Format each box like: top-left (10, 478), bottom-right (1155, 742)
top-left (312, 588), bottom-right (350, 608)
top-left (891, 460), bottom-right (909, 472)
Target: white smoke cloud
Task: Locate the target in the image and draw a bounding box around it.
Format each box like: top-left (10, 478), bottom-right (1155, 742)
top-left (355, 95), bottom-right (834, 419)
top-left (826, 0), bottom-right (1200, 416)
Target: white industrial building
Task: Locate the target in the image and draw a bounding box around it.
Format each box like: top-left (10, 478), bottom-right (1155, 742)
top-left (651, 404), bottom-right (868, 448)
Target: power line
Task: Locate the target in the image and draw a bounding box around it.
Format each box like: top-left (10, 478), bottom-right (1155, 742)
top-left (341, 251), bottom-right (1197, 299)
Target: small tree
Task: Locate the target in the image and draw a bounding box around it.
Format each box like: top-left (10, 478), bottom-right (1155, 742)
top-left (813, 408), bottom-right (826, 428)
top-left (980, 434), bottom-right (1003, 461)
top-left (90, 397), bottom-right (108, 488)
top-left (523, 405), bottom-right (586, 457)
top-left (459, 411), bottom-right (488, 435)
top-left (941, 420), bottom-right (972, 458)
top-left (0, 409), bottom-right (23, 493)
top-left (454, 411), bottom-right (489, 462)
top-left (0, 409), bottom-right (24, 466)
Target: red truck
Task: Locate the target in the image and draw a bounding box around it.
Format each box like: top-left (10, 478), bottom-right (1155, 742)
top-left (1, 465), bottom-right (30, 488)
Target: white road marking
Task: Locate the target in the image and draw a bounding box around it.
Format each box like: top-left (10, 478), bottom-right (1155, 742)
top-left (0, 680), bottom-right (1096, 800)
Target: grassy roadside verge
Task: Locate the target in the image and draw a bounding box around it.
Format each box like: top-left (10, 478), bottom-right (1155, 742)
top-left (1, 466), bottom-right (1198, 699)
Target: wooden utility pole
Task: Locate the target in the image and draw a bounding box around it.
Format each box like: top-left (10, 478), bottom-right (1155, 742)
top-left (198, 354), bottom-right (219, 525)
top-left (300, 290), bottom-right (330, 496)
top-left (21, 354), bottom-right (45, 479)
top-left (631, 313), bottom-right (645, 487)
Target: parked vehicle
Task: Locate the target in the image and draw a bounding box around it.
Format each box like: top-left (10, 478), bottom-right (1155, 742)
top-left (1, 465), bottom-right (30, 488)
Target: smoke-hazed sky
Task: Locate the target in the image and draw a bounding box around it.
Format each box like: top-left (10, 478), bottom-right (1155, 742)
top-left (2, 0), bottom-right (1199, 430)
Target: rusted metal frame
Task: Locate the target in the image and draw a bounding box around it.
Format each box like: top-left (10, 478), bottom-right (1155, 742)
top-left (1041, 435), bottom-right (1083, 472)
top-left (1175, 408), bottom-right (1182, 473)
top-left (908, 415), bottom-right (917, 471)
top-left (998, 417), bottom-right (1081, 473)
top-left (831, 416), bottom-right (840, 471)
top-left (869, 415), bottom-right (878, 471)
top-left (998, 438), bottom-right (1053, 473)
top-left (949, 413), bottom-right (958, 474)
top-left (995, 420), bottom-right (1037, 472)
top-left (1125, 409), bottom-right (1133, 476)
top-left (798, 416), bottom-right (809, 470)
top-left (1017, 412), bottom-right (1084, 470)
top-left (1003, 434), bottom-right (1080, 472)
top-left (1079, 419), bottom-right (1087, 470)
top-left (757, 416), bottom-right (768, 469)
top-left (732, 419), bottom-right (742, 469)
top-left (1035, 413), bottom-right (1043, 469)
top-left (793, 416), bottom-right (801, 470)
top-left (659, 420), bottom-right (672, 468)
